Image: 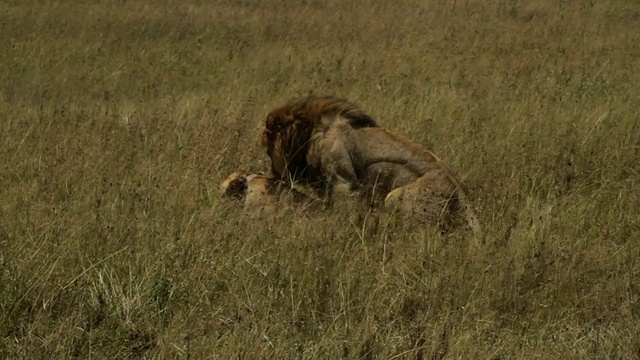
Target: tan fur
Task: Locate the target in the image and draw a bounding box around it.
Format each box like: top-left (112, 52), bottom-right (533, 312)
top-left (261, 95), bottom-right (482, 236)
top-left (220, 172), bottom-right (277, 211)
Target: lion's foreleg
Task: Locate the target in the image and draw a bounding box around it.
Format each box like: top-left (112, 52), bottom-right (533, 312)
top-left (317, 139), bottom-right (361, 195)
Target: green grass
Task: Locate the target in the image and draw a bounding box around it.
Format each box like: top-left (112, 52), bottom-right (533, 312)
top-left (1, 0), bottom-right (639, 358)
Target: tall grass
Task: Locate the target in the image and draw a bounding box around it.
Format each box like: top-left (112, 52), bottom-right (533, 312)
top-left (1, 0), bottom-right (639, 358)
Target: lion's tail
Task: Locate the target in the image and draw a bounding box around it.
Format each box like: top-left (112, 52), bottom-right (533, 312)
top-left (457, 189), bottom-right (483, 238)
top-left (427, 150), bottom-right (482, 238)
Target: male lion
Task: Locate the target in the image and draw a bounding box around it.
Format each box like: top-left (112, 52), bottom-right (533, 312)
top-left (220, 171), bottom-right (319, 214)
top-left (260, 95), bottom-right (482, 236)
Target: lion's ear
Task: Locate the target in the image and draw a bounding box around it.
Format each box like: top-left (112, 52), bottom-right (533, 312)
top-left (266, 115), bottom-right (290, 134)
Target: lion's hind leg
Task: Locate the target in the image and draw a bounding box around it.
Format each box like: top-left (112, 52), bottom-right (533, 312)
top-left (384, 169), bottom-right (460, 234)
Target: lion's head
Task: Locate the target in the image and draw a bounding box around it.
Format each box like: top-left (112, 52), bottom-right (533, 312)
top-left (261, 95), bottom-right (378, 188)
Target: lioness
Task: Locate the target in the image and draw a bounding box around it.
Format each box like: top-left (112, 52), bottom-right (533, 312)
top-left (220, 171), bottom-right (319, 213)
top-left (260, 95), bottom-right (482, 236)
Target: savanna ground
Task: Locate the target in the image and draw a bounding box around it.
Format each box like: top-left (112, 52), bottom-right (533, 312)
top-left (1, 0), bottom-right (639, 358)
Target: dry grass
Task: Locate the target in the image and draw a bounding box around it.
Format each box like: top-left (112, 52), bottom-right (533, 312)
top-left (1, 0), bottom-right (639, 358)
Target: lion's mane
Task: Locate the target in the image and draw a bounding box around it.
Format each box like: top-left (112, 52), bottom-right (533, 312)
top-left (261, 95), bottom-right (378, 191)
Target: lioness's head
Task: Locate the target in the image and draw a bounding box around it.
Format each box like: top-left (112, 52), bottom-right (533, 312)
top-left (221, 171), bottom-right (277, 203)
top-left (220, 172), bottom-right (249, 200)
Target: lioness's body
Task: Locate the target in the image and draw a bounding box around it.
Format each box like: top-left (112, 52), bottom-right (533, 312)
top-left (220, 172), bottom-right (318, 214)
top-left (262, 95), bottom-right (482, 236)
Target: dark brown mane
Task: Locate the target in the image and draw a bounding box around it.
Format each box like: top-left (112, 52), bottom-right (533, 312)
top-left (269, 95), bottom-right (379, 129)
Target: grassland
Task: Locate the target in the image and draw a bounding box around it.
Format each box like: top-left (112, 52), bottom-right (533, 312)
top-left (1, 0), bottom-right (639, 358)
